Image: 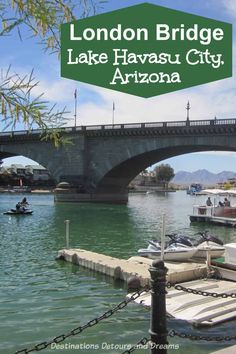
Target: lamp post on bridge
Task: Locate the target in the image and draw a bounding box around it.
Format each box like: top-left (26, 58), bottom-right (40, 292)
top-left (74, 89), bottom-right (78, 128)
top-left (112, 102), bottom-right (115, 126)
top-left (186, 101), bottom-right (190, 126)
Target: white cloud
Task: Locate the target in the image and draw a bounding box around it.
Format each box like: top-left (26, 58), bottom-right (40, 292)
top-left (222, 0), bottom-right (236, 19)
top-left (198, 151), bottom-right (236, 156)
top-left (35, 72), bottom-right (236, 127)
top-left (32, 78), bottom-right (76, 103)
top-left (73, 78), bottom-right (236, 126)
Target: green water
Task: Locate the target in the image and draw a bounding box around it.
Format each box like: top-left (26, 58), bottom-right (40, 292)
top-left (0, 191), bottom-right (236, 354)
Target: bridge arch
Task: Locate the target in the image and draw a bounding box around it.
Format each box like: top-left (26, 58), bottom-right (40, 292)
top-left (1, 119), bottom-right (236, 202)
top-left (92, 138), bottom-right (236, 196)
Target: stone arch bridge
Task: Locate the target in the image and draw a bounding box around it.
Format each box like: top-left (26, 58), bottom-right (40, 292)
top-left (1, 118), bottom-right (236, 203)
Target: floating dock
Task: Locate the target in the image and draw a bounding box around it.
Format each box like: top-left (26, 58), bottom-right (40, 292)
top-left (211, 344), bottom-right (236, 354)
top-left (190, 214), bottom-right (236, 227)
top-left (57, 248), bottom-right (207, 287)
top-left (58, 248), bottom-right (236, 347)
top-left (130, 278), bottom-right (236, 327)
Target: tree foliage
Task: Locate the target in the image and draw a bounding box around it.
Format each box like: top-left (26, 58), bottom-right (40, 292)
top-left (0, 0), bottom-right (102, 54)
top-left (223, 182), bottom-right (232, 190)
top-left (154, 163), bottom-right (175, 186)
top-left (0, 0), bottom-right (105, 145)
top-left (0, 66), bottom-right (69, 146)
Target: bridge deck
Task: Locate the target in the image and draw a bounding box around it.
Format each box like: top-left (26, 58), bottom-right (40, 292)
top-left (1, 117), bottom-right (236, 140)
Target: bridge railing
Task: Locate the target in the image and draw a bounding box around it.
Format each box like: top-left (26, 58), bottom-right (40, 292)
top-left (189, 120), bottom-right (212, 126)
top-left (0, 118), bottom-right (236, 137)
top-left (166, 121), bottom-right (186, 127)
top-left (214, 119), bottom-right (236, 125)
top-left (143, 122), bottom-right (164, 128)
top-left (104, 124), bottom-right (122, 129)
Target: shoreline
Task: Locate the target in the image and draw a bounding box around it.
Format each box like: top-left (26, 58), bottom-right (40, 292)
top-left (0, 188), bottom-right (53, 194)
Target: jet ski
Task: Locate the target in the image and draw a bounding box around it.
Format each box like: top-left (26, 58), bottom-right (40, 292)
top-left (138, 230), bottom-right (225, 261)
top-left (137, 240), bottom-right (197, 261)
top-left (3, 208), bottom-right (33, 215)
top-left (4, 199), bottom-right (33, 215)
top-left (166, 230), bottom-right (225, 259)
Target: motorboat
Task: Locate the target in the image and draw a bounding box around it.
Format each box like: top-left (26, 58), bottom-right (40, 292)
top-left (137, 240), bottom-right (197, 262)
top-left (186, 183), bottom-right (202, 195)
top-left (190, 204), bottom-right (236, 220)
top-left (3, 208), bottom-right (33, 215)
top-left (166, 231), bottom-right (225, 259)
top-left (189, 190), bottom-right (236, 225)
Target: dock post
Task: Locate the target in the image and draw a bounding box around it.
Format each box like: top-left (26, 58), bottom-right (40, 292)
top-left (64, 220), bottom-right (70, 248)
top-left (161, 213), bottom-right (166, 261)
top-left (149, 260), bottom-right (168, 354)
top-left (206, 247), bottom-right (211, 276)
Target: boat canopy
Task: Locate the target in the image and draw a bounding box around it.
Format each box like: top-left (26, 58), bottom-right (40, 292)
top-left (199, 189), bottom-right (236, 195)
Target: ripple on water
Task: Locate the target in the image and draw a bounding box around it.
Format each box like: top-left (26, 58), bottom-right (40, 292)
top-left (0, 192), bottom-right (236, 353)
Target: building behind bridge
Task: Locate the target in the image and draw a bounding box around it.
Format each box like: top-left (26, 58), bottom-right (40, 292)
top-left (0, 163), bottom-right (55, 188)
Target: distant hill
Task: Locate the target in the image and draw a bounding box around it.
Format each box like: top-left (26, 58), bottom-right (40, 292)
top-left (172, 169), bottom-right (236, 186)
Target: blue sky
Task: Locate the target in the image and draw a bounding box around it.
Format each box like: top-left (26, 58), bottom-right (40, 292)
top-left (1, 0), bottom-right (236, 173)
